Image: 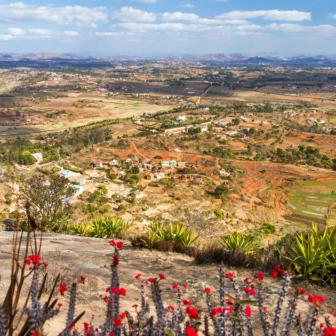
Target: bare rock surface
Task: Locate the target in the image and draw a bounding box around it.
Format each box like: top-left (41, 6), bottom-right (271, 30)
top-left (0, 232), bottom-right (335, 334)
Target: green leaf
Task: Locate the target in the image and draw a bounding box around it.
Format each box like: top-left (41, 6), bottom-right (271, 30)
top-left (240, 300), bottom-right (258, 305)
top-left (309, 276), bottom-right (322, 281)
top-left (163, 330), bottom-right (174, 336)
top-left (228, 315), bottom-right (240, 320)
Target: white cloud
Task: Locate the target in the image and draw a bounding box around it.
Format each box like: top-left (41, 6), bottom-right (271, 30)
top-left (162, 12), bottom-right (199, 21)
top-left (96, 32), bottom-right (124, 36)
top-left (216, 10), bottom-right (311, 21)
top-left (0, 2), bottom-right (108, 27)
top-left (112, 7), bottom-right (156, 22)
top-left (109, 22), bottom-right (262, 33)
top-left (0, 28), bottom-right (79, 40)
top-left (328, 14), bottom-right (336, 19)
top-left (196, 18), bottom-right (250, 25)
top-left (215, 0), bottom-right (228, 2)
top-left (268, 23), bottom-right (336, 35)
top-left (180, 4), bottom-right (194, 7)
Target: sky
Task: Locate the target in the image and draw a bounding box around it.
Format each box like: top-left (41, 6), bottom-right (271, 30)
top-left (0, 0), bottom-right (336, 56)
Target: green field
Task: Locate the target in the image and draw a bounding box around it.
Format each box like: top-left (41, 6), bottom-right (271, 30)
top-left (288, 180), bottom-right (336, 221)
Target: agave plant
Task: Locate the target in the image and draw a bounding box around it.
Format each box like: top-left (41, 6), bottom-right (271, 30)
top-left (69, 223), bottom-right (92, 236)
top-left (89, 216), bottom-right (133, 238)
top-left (219, 232), bottom-right (256, 254)
top-left (104, 216), bottom-right (133, 237)
top-left (148, 221), bottom-right (199, 247)
top-left (287, 224), bottom-right (336, 282)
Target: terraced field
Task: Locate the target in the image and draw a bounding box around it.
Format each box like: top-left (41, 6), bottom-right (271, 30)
top-left (288, 180), bottom-right (336, 226)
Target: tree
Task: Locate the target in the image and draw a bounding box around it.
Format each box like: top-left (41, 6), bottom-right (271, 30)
top-left (214, 184), bottom-right (231, 196)
top-left (131, 166), bottom-right (140, 174)
top-left (24, 155), bottom-right (36, 165)
top-left (109, 173), bottom-right (117, 180)
top-left (20, 174), bottom-right (74, 228)
top-left (62, 143), bottom-right (76, 158)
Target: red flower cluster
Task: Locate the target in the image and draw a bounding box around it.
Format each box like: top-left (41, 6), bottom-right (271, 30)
top-left (324, 326), bottom-right (336, 336)
top-left (109, 240), bottom-right (123, 249)
top-left (68, 322), bottom-right (76, 329)
top-left (58, 303), bottom-right (63, 307)
top-left (111, 256), bottom-right (119, 268)
top-left (60, 283), bottom-right (66, 296)
top-left (243, 284), bottom-right (256, 296)
top-left (114, 318), bottom-right (122, 327)
top-left (254, 272), bottom-right (264, 281)
top-left (32, 332), bottom-right (38, 336)
top-left (270, 266), bottom-right (285, 279)
top-left (186, 306), bottom-right (199, 319)
top-left (80, 276), bottom-right (86, 284)
top-left (245, 306), bottom-right (252, 318)
top-left (298, 288), bottom-right (307, 296)
top-left (135, 274), bottom-right (141, 279)
top-left (183, 300), bottom-right (191, 306)
top-left (119, 312), bottom-right (127, 319)
top-left (173, 284), bottom-right (178, 289)
top-left (186, 326), bottom-right (198, 336)
top-left (308, 295), bottom-right (326, 305)
top-left (210, 307), bottom-right (233, 317)
top-left (105, 287), bottom-right (126, 296)
top-left (159, 274), bottom-right (166, 280)
top-left (25, 255), bottom-right (41, 266)
top-left (167, 306), bottom-right (175, 311)
top-left (204, 288), bottom-right (211, 294)
top-left (148, 278), bottom-right (155, 283)
top-left (225, 273), bottom-right (234, 278)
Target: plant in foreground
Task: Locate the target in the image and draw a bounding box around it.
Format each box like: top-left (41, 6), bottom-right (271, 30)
top-left (3, 242), bottom-right (336, 336)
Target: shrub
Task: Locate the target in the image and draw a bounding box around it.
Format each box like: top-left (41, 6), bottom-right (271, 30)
top-left (262, 222), bottom-right (276, 234)
top-left (89, 216), bottom-right (133, 238)
top-left (219, 232), bottom-right (256, 254)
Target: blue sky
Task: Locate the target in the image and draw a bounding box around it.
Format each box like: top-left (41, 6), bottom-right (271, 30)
top-left (0, 0), bottom-right (335, 55)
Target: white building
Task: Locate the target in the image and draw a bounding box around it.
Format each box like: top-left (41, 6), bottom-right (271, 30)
top-left (31, 153), bottom-right (43, 163)
top-left (176, 115), bottom-right (187, 122)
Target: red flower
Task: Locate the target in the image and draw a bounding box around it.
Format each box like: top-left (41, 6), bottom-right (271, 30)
top-left (114, 318), bottom-right (122, 327)
top-left (83, 322), bottom-right (89, 331)
top-left (58, 303), bottom-right (63, 307)
top-left (263, 307), bottom-right (267, 312)
top-left (243, 285), bottom-right (256, 296)
top-left (324, 327), bottom-right (336, 336)
top-left (204, 288), bottom-right (211, 294)
top-left (243, 278), bottom-right (249, 282)
top-left (111, 256), bottom-right (119, 268)
top-left (25, 259), bottom-right (30, 266)
top-left (225, 307), bottom-right (233, 314)
top-left (119, 312), bottom-right (127, 319)
top-left (60, 283), bottom-right (66, 296)
top-left (168, 306), bottom-right (175, 311)
top-left (254, 272), bottom-right (264, 281)
top-left (159, 274), bottom-right (166, 280)
top-left (68, 322), bottom-right (76, 329)
top-left (148, 278), bottom-right (155, 283)
top-left (111, 288), bottom-right (120, 294)
top-left (32, 332), bottom-right (38, 336)
top-left (271, 266), bottom-right (285, 279)
top-left (109, 240), bottom-right (116, 246)
top-left (320, 323), bottom-right (324, 328)
top-left (298, 288), bottom-right (306, 296)
top-left (183, 283), bottom-right (188, 288)
top-left (43, 263), bottom-right (48, 268)
top-left (245, 306), bottom-right (252, 318)
top-left (25, 255), bottom-right (41, 266)
top-left (308, 295), bottom-right (326, 305)
top-left (103, 296), bottom-right (109, 303)
top-left (135, 274), bottom-right (141, 279)
top-left (106, 287), bottom-right (111, 292)
top-left (226, 299), bottom-right (233, 305)
top-left (80, 276), bottom-right (86, 284)
top-left (186, 307), bottom-right (199, 319)
top-left (186, 326), bottom-right (198, 336)
top-left (303, 322), bottom-right (306, 326)
top-left (173, 284), bottom-right (178, 289)
top-left (119, 288), bottom-right (126, 296)
top-left (211, 308), bottom-right (221, 317)
top-left (225, 273), bottom-right (234, 278)
top-left (116, 242), bottom-right (123, 249)
top-left (109, 333), bottom-right (114, 336)
top-left (183, 300), bottom-right (191, 306)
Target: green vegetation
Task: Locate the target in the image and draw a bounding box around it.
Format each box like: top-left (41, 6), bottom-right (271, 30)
top-left (218, 232), bottom-right (256, 254)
